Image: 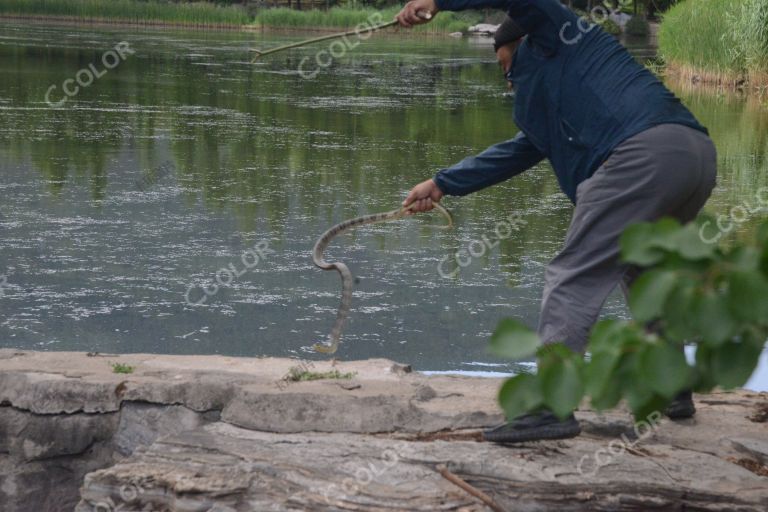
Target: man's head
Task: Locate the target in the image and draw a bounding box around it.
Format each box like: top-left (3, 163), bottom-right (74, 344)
top-left (493, 17), bottom-right (526, 84)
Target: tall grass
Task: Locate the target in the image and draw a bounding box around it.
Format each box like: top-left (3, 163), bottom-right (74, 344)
top-left (253, 6), bottom-right (479, 33)
top-left (736, 0), bottom-right (768, 82)
top-left (658, 0), bottom-right (768, 86)
top-left (0, 0), bottom-right (251, 26)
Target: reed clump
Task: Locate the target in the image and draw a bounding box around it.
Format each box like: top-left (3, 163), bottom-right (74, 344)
top-left (0, 0), bottom-right (251, 26)
top-left (658, 0), bottom-right (768, 88)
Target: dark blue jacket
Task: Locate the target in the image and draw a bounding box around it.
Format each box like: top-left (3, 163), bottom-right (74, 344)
top-left (432, 0), bottom-right (708, 203)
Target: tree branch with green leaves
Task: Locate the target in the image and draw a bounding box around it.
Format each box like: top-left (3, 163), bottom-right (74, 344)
top-left (490, 218), bottom-right (768, 422)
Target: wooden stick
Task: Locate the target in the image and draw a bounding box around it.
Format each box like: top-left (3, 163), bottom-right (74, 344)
top-left (250, 19), bottom-right (399, 61)
top-left (436, 464), bottom-right (507, 512)
top-left (250, 11), bottom-right (432, 61)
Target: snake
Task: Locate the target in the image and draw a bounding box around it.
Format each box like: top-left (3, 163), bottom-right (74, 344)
top-left (312, 203), bottom-right (453, 354)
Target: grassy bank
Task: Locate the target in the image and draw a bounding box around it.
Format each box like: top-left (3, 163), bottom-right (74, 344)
top-left (0, 0), bottom-right (251, 26)
top-left (0, 0), bottom-right (477, 33)
top-left (252, 6), bottom-right (478, 33)
top-left (658, 0), bottom-right (768, 88)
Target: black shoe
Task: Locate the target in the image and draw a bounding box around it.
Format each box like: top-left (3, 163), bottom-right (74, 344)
top-left (664, 390), bottom-right (696, 419)
top-left (483, 411), bottom-right (581, 443)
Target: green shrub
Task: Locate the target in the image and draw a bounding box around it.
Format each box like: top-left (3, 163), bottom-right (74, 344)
top-left (625, 15), bottom-right (649, 36)
top-left (490, 218), bottom-right (768, 421)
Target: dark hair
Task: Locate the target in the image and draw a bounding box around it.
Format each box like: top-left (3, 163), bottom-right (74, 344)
top-left (493, 17), bottom-right (527, 52)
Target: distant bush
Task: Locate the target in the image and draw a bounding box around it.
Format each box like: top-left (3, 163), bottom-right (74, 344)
top-left (625, 15), bottom-right (649, 36)
top-left (600, 17), bottom-right (621, 36)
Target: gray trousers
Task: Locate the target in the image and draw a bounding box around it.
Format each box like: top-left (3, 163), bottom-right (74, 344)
top-left (537, 123), bottom-right (718, 353)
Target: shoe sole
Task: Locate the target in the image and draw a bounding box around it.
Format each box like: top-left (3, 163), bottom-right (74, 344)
top-left (665, 402), bottom-right (696, 419)
top-left (483, 422), bottom-right (581, 443)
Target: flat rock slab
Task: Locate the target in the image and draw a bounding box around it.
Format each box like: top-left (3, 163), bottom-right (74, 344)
top-left (78, 417), bottom-right (768, 512)
top-left (0, 350), bottom-right (503, 432)
top-left (1, 350), bottom-right (767, 511)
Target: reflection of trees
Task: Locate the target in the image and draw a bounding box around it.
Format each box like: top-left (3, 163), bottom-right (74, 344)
top-left (669, 79), bottom-right (768, 196)
top-left (667, 78), bottom-right (768, 245)
top-left (0, 36), bottom-right (515, 233)
top-left (3, 34), bottom-right (765, 260)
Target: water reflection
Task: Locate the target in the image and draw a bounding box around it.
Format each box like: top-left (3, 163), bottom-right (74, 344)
top-left (0, 22), bottom-right (765, 389)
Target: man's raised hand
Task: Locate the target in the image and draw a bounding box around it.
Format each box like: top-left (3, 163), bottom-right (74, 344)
top-left (395, 0), bottom-right (439, 28)
top-left (403, 178), bottom-right (444, 213)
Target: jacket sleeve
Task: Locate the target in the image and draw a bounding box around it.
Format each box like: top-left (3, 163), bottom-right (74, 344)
top-left (434, 0), bottom-right (548, 34)
top-left (433, 132), bottom-right (544, 196)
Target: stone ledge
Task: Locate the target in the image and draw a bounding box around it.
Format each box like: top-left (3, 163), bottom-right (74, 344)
top-left (0, 349), bottom-right (503, 432)
top-left (1, 350), bottom-right (766, 511)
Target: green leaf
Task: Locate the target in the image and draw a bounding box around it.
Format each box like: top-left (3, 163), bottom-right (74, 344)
top-left (758, 221), bottom-right (768, 276)
top-left (629, 393), bottom-right (669, 423)
top-left (623, 381), bottom-right (654, 417)
top-left (760, 241), bottom-right (768, 278)
top-left (540, 357), bottom-right (584, 420)
top-left (620, 222), bottom-right (667, 266)
top-left (672, 222), bottom-right (716, 260)
top-left (589, 373), bottom-right (623, 411)
top-left (724, 246), bottom-right (761, 271)
top-left (652, 218), bottom-right (685, 250)
top-left (584, 350), bottom-right (621, 398)
top-left (663, 278), bottom-right (699, 341)
top-left (638, 342), bottom-right (692, 399)
top-left (587, 319), bottom-right (631, 356)
top-left (628, 270), bottom-right (678, 323)
top-left (498, 374), bottom-right (543, 421)
top-left (757, 220), bottom-right (768, 246)
top-left (621, 352), bottom-right (669, 421)
top-left (727, 271), bottom-right (768, 324)
top-left (537, 342), bottom-right (578, 368)
top-left (489, 319), bottom-right (540, 359)
top-left (692, 291), bottom-right (739, 346)
top-left (692, 344), bottom-right (718, 393)
top-left (710, 339), bottom-right (763, 389)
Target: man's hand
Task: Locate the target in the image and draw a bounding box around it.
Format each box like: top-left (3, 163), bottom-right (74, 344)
top-left (403, 178), bottom-right (444, 213)
top-left (395, 0), bottom-right (439, 28)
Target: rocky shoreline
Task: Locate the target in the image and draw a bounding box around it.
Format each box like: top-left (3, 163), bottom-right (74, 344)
top-left (0, 349), bottom-right (766, 511)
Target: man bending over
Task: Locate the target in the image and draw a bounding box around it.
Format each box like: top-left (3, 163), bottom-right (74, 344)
top-left (397, 0), bottom-right (717, 442)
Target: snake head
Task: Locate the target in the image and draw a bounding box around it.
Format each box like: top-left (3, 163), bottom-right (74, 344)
top-left (249, 49), bottom-right (263, 63)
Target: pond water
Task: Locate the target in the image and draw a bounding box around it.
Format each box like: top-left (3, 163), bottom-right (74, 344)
top-left (0, 22), bottom-right (766, 389)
